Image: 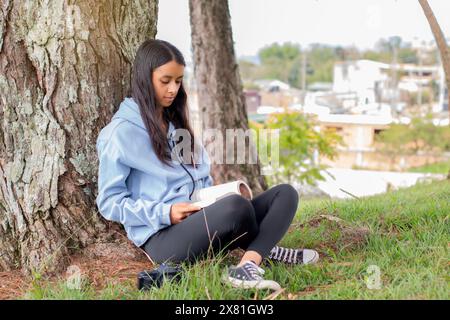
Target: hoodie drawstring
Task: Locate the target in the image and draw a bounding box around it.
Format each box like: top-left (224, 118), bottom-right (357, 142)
top-left (167, 140), bottom-right (196, 200)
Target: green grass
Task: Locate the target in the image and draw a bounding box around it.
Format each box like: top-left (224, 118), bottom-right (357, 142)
top-left (23, 180), bottom-right (450, 300)
top-left (408, 161), bottom-right (450, 174)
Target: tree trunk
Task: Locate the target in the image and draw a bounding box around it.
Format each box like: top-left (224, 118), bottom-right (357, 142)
top-left (188, 0), bottom-right (268, 195)
top-left (0, 0), bottom-right (158, 275)
top-left (418, 0), bottom-right (450, 122)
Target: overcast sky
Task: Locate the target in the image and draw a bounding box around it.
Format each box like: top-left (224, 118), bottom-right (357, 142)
top-left (157, 0), bottom-right (450, 62)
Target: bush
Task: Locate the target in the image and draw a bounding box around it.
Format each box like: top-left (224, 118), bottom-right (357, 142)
top-left (250, 111), bottom-right (343, 186)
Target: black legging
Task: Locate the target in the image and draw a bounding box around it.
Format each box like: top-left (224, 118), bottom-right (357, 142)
top-left (141, 183), bottom-right (299, 264)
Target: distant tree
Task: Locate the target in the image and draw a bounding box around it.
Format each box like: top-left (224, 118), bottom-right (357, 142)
top-left (253, 43), bottom-right (341, 88)
top-left (334, 45), bottom-right (361, 61)
top-left (364, 37), bottom-right (419, 64)
top-left (241, 37), bottom-right (422, 90)
top-left (398, 47), bottom-right (419, 64)
top-left (306, 44), bottom-right (338, 84)
top-left (408, 116), bottom-right (444, 154)
top-left (238, 60), bottom-right (259, 83)
top-left (259, 42), bottom-right (301, 64)
top-left (376, 116), bottom-right (450, 167)
top-left (362, 50), bottom-right (392, 63)
top-left (256, 42), bottom-right (302, 87)
top-left (375, 123), bottom-right (413, 168)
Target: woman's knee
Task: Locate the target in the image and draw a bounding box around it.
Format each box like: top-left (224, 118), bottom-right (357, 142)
top-left (226, 194), bottom-right (256, 224)
top-left (276, 183), bottom-right (299, 204)
top-left (224, 195), bottom-right (258, 243)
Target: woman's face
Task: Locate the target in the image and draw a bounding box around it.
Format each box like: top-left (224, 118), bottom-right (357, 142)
top-left (152, 60), bottom-right (184, 108)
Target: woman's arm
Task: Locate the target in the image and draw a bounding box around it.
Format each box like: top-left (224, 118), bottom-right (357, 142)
top-left (95, 139), bottom-right (172, 229)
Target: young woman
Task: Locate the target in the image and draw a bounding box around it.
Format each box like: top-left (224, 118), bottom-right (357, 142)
top-left (96, 39), bottom-right (319, 291)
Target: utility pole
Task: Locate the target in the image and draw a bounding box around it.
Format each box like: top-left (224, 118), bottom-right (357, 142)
top-left (301, 50), bottom-right (307, 105)
top-left (438, 53), bottom-right (445, 112)
top-left (390, 44), bottom-right (398, 114)
top-left (417, 44), bottom-right (423, 107)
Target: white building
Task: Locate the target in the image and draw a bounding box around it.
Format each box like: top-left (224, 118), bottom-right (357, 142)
top-left (333, 59), bottom-right (441, 112)
top-left (333, 60), bottom-right (389, 106)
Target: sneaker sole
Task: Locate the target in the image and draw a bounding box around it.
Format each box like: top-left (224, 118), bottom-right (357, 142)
top-left (222, 275), bottom-right (281, 291)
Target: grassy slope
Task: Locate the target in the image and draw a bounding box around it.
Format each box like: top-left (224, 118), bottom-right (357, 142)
top-left (408, 161), bottom-right (450, 174)
top-left (24, 180), bottom-right (449, 300)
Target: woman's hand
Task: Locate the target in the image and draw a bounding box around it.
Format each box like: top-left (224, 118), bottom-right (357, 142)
top-left (169, 202), bottom-right (201, 225)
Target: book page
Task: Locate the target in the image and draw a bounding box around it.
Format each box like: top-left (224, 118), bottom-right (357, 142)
top-left (191, 180), bottom-right (252, 208)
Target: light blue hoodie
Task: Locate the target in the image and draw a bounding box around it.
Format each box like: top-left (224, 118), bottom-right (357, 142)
top-left (95, 97), bottom-right (213, 247)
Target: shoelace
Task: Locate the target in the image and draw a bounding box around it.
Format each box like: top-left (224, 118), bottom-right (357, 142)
top-left (243, 261), bottom-right (265, 280)
top-left (268, 246), bottom-right (302, 264)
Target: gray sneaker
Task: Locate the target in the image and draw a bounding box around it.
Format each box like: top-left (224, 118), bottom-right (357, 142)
top-left (267, 246), bottom-right (319, 265)
top-left (222, 260), bottom-right (281, 291)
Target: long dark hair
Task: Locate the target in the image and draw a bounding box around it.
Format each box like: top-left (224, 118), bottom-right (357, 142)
top-left (128, 39), bottom-right (198, 168)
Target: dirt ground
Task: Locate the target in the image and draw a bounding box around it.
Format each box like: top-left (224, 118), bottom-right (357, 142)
top-left (0, 239), bottom-right (152, 299)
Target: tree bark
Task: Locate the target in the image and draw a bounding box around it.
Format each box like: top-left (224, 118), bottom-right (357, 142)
top-left (188, 0), bottom-right (268, 195)
top-left (418, 0), bottom-right (450, 122)
top-left (0, 0), bottom-right (158, 275)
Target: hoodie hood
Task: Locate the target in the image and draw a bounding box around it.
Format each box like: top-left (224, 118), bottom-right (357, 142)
top-left (112, 97), bottom-right (176, 140)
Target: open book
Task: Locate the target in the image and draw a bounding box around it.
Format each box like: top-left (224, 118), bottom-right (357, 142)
top-left (191, 180), bottom-right (253, 208)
